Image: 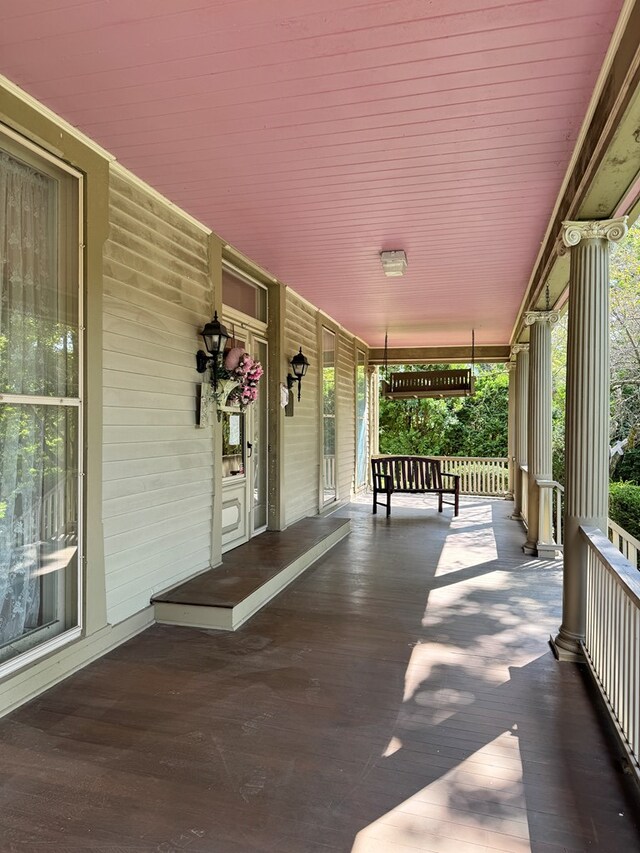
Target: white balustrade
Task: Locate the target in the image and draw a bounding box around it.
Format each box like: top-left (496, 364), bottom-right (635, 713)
top-left (535, 479), bottom-right (564, 556)
top-left (433, 456), bottom-right (510, 497)
top-left (582, 525), bottom-right (640, 780)
top-left (520, 478), bottom-right (637, 563)
top-left (323, 455), bottom-right (336, 490)
top-left (11, 475), bottom-right (76, 548)
top-left (608, 519), bottom-right (639, 571)
top-left (521, 465), bottom-right (529, 528)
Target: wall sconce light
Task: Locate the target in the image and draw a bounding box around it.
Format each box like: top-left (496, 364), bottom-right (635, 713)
top-left (196, 311), bottom-right (230, 389)
top-left (287, 347), bottom-right (309, 402)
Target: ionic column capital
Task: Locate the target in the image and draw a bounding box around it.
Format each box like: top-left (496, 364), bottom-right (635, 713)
top-left (512, 343), bottom-right (529, 355)
top-left (505, 360), bottom-right (516, 372)
top-left (561, 216), bottom-right (628, 249)
top-left (524, 310), bottom-right (560, 327)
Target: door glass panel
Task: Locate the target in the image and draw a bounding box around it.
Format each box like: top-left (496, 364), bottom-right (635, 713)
top-left (356, 350), bottom-right (368, 489)
top-left (322, 328), bottom-right (336, 504)
top-left (0, 403), bottom-right (78, 664)
top-left (252, 339), bottom-right (268, 531)
top-left (222, 411), bottom-right (246, 479)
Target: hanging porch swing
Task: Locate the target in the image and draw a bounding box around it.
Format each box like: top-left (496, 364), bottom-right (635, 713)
top-left (382, 331), bottom-right (476, 399)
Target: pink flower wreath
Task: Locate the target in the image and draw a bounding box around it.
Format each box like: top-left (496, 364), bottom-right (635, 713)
top-left (221, 348), bottom-right (264, 410)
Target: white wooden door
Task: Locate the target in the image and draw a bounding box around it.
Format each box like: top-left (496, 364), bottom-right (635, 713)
top-left (220, 327), bottom-right (268, 553)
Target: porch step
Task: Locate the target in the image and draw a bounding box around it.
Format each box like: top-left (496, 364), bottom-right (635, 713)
top-left (151, 517), bottom-right (350, 631)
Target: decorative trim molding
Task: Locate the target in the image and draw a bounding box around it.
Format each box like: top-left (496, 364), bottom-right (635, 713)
top-left (562, 216), bottom-right (628, 248)
top-left (0, 74), bottom-right (115, 162)
top-left (524, 311), bottom-right (560, 327)
top-left (368, 344), bottom-right (509, 365)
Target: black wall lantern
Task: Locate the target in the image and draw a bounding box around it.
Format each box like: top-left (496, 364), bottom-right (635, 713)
top-left (287, 347), bottom-right (310, 401)
top-left (196, 311), bottom-right (229, 389)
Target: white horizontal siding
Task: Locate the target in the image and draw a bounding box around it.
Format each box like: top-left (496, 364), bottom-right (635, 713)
top-left (106, 537), bottom-right (211, 625)
top-left (103, 453), bottom-right (207, 481)
top-left (103, 466), bottom-right (208, 500)
top-left (104, 513), bottom-right (211, 575)
top-left (103, 169), bottom-right (213, 624)
top-left (103, 439), bottom-right (209, 460)
top-left (103, 408), bottom-right (195, 427)
top-left (284, 293), bottom-right (319, 525)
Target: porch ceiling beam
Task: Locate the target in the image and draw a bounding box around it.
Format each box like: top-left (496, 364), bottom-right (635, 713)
top-left (368, 345), bottom-right (510, 366)
top-left (513, 0), bottom-right (640, 344)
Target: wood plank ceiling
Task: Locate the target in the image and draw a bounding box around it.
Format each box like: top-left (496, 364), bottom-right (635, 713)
top-left (0, 0), bottom-right (625, 347)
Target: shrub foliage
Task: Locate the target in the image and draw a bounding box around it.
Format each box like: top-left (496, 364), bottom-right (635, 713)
top-left (609, 481), bottom-right (640, 541)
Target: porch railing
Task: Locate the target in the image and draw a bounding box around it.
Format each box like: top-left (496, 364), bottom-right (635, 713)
top-left (582, 525), bottom-right (640, 779)
top-left (529, 478), bottom-right (637, 567)
top-left (11, 475), bottom-right (77, 548)
top-left (536, 479), bottom-right (564, 554)
top-left (323, 455), bottom-right (336, 490)
top-left (608, 519), bottom-right (639, 571)
top-left (434, 456), bottom-right (510, 496)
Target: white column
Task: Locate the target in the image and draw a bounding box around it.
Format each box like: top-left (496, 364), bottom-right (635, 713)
top-left (523, 311), bottom-right (558, 556)
top-left (506, 361), bottom-right (516, 500)
top-left (512, 345), bottom-right (529, 520)
top-left (553, 217), bottom-right (628, 660)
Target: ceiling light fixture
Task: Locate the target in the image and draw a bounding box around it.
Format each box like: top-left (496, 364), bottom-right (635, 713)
top-left (380, 250), bottom-right (407, 277)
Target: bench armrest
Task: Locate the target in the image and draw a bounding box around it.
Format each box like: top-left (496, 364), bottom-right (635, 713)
top-left (375, 473), bottom-right (393, 489)
top-left (440, 472), bottom-right (460, 483)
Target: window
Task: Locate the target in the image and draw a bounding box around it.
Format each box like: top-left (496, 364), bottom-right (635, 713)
top-left (322, 328), bottom-right (336, 504)
top-left (0, 127), bottom-right (82, 671)
top-left (222, 266), bottom-right (267, 323)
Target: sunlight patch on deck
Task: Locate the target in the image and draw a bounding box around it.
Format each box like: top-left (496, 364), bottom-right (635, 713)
top-left (436, 502), bottom-right (498, 572)
top-left (353, 735), bottom-right (531, 852)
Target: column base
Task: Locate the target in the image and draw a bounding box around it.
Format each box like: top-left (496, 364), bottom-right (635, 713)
top-left (511, 512), bottom-right (523, 521)
top-left (537, 543), bottom-right (560, 560)
top-left (522, 541), bottom-right (537, 556)
top-left (549, 630), bottom-right (584, 662)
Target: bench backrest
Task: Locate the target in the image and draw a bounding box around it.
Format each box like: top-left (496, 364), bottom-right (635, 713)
top-left (371, 456), bottom-right (443, 492)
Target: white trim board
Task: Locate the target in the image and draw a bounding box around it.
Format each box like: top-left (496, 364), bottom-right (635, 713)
top-left (154, 520), bottom-right (350, 631)
top-left (0, 608), bottom-right (154, 720)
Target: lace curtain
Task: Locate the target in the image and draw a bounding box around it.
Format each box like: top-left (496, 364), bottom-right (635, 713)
top-left (0, 151), bottom-right (58, 648)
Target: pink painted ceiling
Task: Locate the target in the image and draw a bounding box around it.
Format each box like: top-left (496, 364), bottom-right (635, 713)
top-left (0, 0), bottom-right (624, 347)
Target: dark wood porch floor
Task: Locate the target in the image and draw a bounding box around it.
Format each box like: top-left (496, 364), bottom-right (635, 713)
top-left (1, 496), bottom-right (639, 852)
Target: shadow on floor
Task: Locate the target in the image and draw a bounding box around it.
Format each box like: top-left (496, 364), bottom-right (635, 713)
top-left (0, 496), bottom-right (638, 852)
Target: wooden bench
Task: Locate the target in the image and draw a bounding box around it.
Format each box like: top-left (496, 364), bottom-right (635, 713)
top-left (371, 456), bottom-right (460, 518)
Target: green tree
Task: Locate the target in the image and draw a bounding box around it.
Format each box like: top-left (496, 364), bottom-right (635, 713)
top-left (551, 221), bottom-right (640, 486)
top-left (379, 364), bottom-right (508, 457)
top-left (609, 225), bottom-right (640, 483)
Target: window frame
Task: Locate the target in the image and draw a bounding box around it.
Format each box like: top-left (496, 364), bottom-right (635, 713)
top-left (320, 325), bottom-right (337, 507)
top-left (0, 123), bottom-right (84, 678)
top-left (355, 347), bottom-right (368, 491)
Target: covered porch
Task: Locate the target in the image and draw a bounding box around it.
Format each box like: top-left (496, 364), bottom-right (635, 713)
top-left (1, 496), bottom-right (638, 852)
top-left (1, 1), bottom-right (640, 848)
